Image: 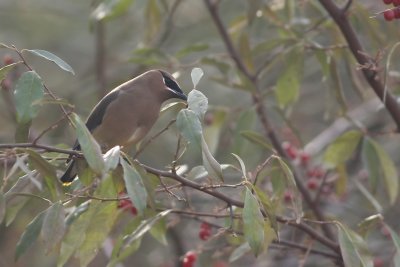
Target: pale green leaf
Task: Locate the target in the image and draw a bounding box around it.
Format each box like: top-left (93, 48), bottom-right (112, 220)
top-left (191, 67), bottom-right (204, 88)
top-left (91, 0), bottom-right (134, 21)
top-left (370, 139), bottom-right (399, 205)
top-left (357, 214), bottom-right (383, 237)
top-left (231, 153), bottom-right (247, 180)
top-left (275, 48), bottom-right (304, 107)
top-left (337, 223), bottom-right (373, 267)
top-left (240, 130), bottom-right (274, 152)
top-left (188, 89), bottom-right (208, 120)
top-left (77, 201), bottom-right (118, 266)
top-left (123, 210), bottom-right (172, 249)
top-left (243, 187), bottom-right (265, 256)
top-left (103, 146), bottom-right (120, 172)
top-left (0, 61), bottom-right (21, 82)
top-left (324, 130), bottom-right (363, 167)
top-left (26, 149), bottom-right (57, 200)
top-left (73, 113), bottom-right (105, 175)
top-left (24, 49), bottom-right (75, 75)
top-left (186, 165), bottom-right (208, 180)
top-left (41, 202), bottom-right (66, 252)
top-left (15, 210), bottom-right (46, 260)
top-left (355, 180), bottom-right (383, 213)
top-left (14, 71), bottom-right (44, 124)
top-left (229, 242), bottom-right (251, 262)
top-left (176, 109), bottom-right (202, 151)
top-left (121, 159), bottom-right (147, 215)
top-left (275, 156), bottom-right (303, 222)
top-left (362, 138), bottom-right (380, 193)
top-left (202, 135), bottom-right (223, 182)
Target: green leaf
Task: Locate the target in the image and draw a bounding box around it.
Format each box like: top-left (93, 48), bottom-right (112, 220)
top-left (0, 61), bottom-right (21, 82)
top-left (337, 223), bottom-right (373, 267)
top-left (24, 49), bottom-right (75, 75)
top-left (0, 192), bottom-right (4, 224)
top-left (238, 32), bottom-right (254, 72)
top-left (231, 153), bottom-right (247, 180)
top-left (58, 203), bottom-right (95, 267)
top-left (243, 187), bottom-right (265, 256)
top-left (240, 131), bottom-right (274, 152)
top-left (176, 109), bottom-right (202, 151)
top-left (355, 180), bottom-right (383, 213)
top-left (103, 145), bottom-right (121, 172)
top-left (123, 210), bottom-right (172, 249)
top-left (191, 67), bottom-right (204, 88)
top-left (201, 135), bottom-right (223, 182)
top-left (41, 201), bottom-right (66, 252)
top-left (26, 149), bottom-right (57, 200)
top-left (149, 215), bottom-right (168, 245)
top-left (15, 121), bottom-right (31, 143)
top-left (357, 214), bottom-right (383, 237)
top-left (15, 210), bottom-right (46, 261)
top-left (275, 156), bottom-right (303, 222)
top-left (4, 174), bottom-right (32, 226)
top-left (369, 139), bottom-right (399, 205)
top-left (229, 242), bottom-right (251, 262)
top-left (121, 159), bottom-right (148, 215)
top-left (203, 110), bottom-right (226, 154)
top-left (176, 43), bottom-right (209, 58)
top-left (91, 0), bottom-right (134, 21)
top-left (188, 89), bottom-right (208, 120)
top-left (186, 166), bottom-right (208, 180)
top-left (252, 186), bottom-right (278, 238)
top-left (77, 201), bottom-right (118, 266)
top-left (14, 71), bottom-right (44, 124)
top-left (72, 113), bottom-right (105, 175)
top-left (362, 138), bottom-right (380, 193)
top-left (324, 130), bottom-right (363, 167)
top-left (275, 48), bottom-right (304, 107)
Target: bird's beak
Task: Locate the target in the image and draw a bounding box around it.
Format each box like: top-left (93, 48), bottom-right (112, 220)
top-left (176, 91), bottom-right (187, 101)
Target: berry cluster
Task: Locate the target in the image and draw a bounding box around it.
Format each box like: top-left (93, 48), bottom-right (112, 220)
top-left (198, 222), bottom-right (212, 241)
top-left (182, 251), bottom-right (197, 267)
top-left (282, 141), bottom-right (328, 192)
top-left (117, 193), bottom-right (138, 216)
top-left (382, 0), bottom-right (400, 21)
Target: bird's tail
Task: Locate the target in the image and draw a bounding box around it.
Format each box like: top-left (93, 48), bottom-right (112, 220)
top-left (60, 161), bottom-right (77, 185)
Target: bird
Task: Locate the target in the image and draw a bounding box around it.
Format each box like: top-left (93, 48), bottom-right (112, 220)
top-left (60, 69), bottom-right (187, 184)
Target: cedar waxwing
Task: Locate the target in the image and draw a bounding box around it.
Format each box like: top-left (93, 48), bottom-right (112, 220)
top-left (60, 69), bottom-right (187, 184)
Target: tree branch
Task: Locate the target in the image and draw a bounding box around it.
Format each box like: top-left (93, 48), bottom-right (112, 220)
top-left (319, 0), bottom-right (400, 131)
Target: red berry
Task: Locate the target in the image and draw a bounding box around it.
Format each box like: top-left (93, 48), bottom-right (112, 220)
top-left (130, 206), bottom-right (137, 215)
top-left (380, 225), bottom-right (391, 238)
top-left (307, 167), bottom-right (325, 179)
top-left (3, 54), bottom-right (13, 65)
top-left (394, 0), bottom-right (400, 6)
top-left (200, 222), bottom-right (211, 230)
top-left (283, 190), bottom-right (293, 203)
top-left (182, 251), bottom-right (197, 267)
top-left (307, 178), bottom-right (319, 190)
top-left (298, 150), bottom-right (310, 166)
top-left (373, 257), bottom-right (384, 267)
top-left (204, 112), bottom-right (214, 126)
top-left (199, 230), bottom-right (211, 240)
top-left (394, 7), bottom-right (400, 18)
top-left (282, 141), bottom-right (297, 160)
top-left (117, 199), bottom-right (131, 209)
top-left (383, 0), bottom-right (393, 4)
top-left (384, 9), bottom-right (395, 21)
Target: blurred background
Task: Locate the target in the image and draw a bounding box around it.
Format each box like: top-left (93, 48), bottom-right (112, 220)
top-left (1, 0), bottom-right (400, 266)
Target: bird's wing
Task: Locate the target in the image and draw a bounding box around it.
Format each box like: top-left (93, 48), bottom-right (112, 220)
top-left (71, 89), bottom-right (121, 151)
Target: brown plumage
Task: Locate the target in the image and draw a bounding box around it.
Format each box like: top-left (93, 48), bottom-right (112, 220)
top-left (60, 69), bottom-right (187, 184)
